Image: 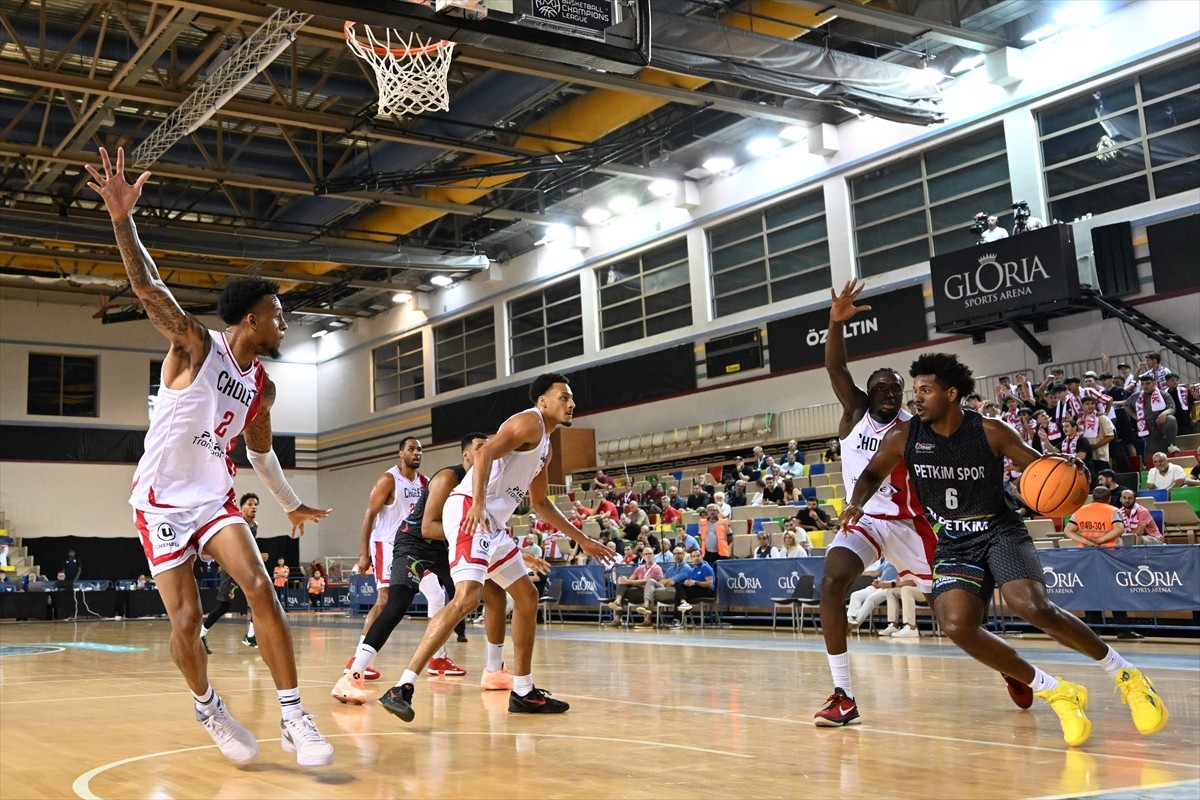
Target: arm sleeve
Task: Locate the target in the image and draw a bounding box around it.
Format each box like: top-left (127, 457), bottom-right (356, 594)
top-left (246, 448), bottom-right (302, 512)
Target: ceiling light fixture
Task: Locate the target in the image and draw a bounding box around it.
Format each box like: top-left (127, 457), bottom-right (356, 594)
top-left (702, 155), bottom-right (735, 174)
top-left (582, 206), bottom-right (611, 224)
top-left (779, 125), bottom-right (807, 142)
top-left (392, 291), bottom-right (412, 304)
top-left (429, 275), bottom-right (454, 287)
top-left (607, 195), bottom-right (638, 214)
top-left (311, 329), bottom-right (329, 338)
top-left (747, 136), bottom-right (782, 157)
top-left (950, 54), bottom-right (986, 74)
top-left (1021, 23), bottom-right (1063, 42)
top-left (647, 179), bottom-right (676, 198)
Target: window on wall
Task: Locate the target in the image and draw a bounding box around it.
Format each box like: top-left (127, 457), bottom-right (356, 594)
top-left (851, 125), bottom-right (1011, 277)
top-left (597, 238), bottom-right (691, 348)
top-left (708, 190), bottom-right (830, 318)
top-left (373, 332), bottom-right (425, 411)
top-left (509, 279), bottom-right (584, 374)
top-left (435, 311), bottom-right (496, 393)
top-left (27, 353), bottom-right (98, 417)
top-left (1038, 52), bottom-right (1200, 224)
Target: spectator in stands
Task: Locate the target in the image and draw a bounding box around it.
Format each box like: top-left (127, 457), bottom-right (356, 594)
top-left (729, 480), bottom-right (749, 508)
top-left (905, 399), bottom-right (918, 417)
top-left (272, 558), bottom-right (290, 604)
top-left (753, 533), bottom-right (780, 559)
top-left (712, 491), bottom-right (732, 519)
top-left (522, 534), bottom-right (543, 560)
top-left (642, 477), bottom-right (665, 509)
top-left (823, 438), bottom-right (841, 462)
top-left (880, 576), bottom-right (924, 638)
top-left (697, 506), bottom-right (731, 569)
top-left (781, 479), bottom-right (803, 505)
top-left (796, 497), bottom-right (832, 532)
top-left (1050, 417), bottom-right (1094, 477)
top-left (605, 547), bottom-right (662, 628)
top-left (668, 550), bottom-right (716, 630)
top-left (638, 546), bottom-right (691, 614)
top-left (1081, 371), bottom-right (1113, 414)
top-left (1051, 382), bottom-right (1081, 425)
top-left (307, 571), bottom-right (325, 610)
top-left (752, 446), bottom-right (768, 473)
top-left (24, 572), bottom-right (46, 591)
top-left (135, 573), bottom-right (155, 590)
top-left (655, 539), bottom-right (674, 566)
top-left (780, 452), bottom-right (805, 481)
top-left (994, 375), bottom-right (1013, 404)
top-left (1188, 456), bottom-right (1200, 487)
top-left (1096, 470), bottom-right (1129, 504)
top-left (671, 524), bottom-right (699, 552)
top-left (55, 569), bottom-right (73, 591)
top-left (1037, 367), bottom-right (1066, 399)
top-left (685, 483), bottom-right (710, 511)
top-left (1014, 372), bottom-right (1037, 405)
top-left (753, 476), bottom-right (785, 506)
top-left (1139, 352), bottom-right (1171, 392)
top-left (633, 525), bottom-right (660, 554)
top-left (1079, 395), bottom-right (1115, 476)
top-left (782, 439), bottom-right (805, 464)
top-left (620, 501), bottom-right (649, 536)
top-left (665, 485), bottom-right (686, 510)
top-left (1116, 361), bottom-right (1137, 391)
top-left (596, 525), bottom-right (625, 556)
top-left (1034, 409), bottom-right (1061, 451)
top-left (981, 401), bottom-right (1001, 419)
top-left (1147, 452), bottom-right (1187, 490)
top-left (1118, 489), bottom-right (1163, 545)
top-left (1127, 374), bottom-right (1179, 456)
top-left (1063, 487), bottom-right (1123, 548)
top-left (1164, 373), bottom-right (1193, 437)
top-left (589, 490), bottom-right (620, 521)
top-left (731, 456), bottom-right (753, 483)
top-left (62, 550), bottom-right (81, 581)
top-left (846, 558), bottom-right (893, 628)
top-left (660, 501), bottom-right (682, 526)
top-left (779, 522), bottom-right (812, 556)
top-left (569, 549), bottom-right (589, 566)
top-left (593, 469), bottom-right (616, 491)
top-left (964, 392), bottom-right (982, 411)
top-left (0, 542), bottom-right (7, 570)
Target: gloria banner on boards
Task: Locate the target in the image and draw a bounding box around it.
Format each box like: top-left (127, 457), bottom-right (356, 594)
top-left (767, 284), bottom-right (928, 374)
top-left (715, 557), bottom-right (825, 608)
top-left (930, 224), bottom-right (1081, 331)
top-left (1039, 545), bottom-right (1199, 612)
top-left (549, 565), bottom-right (607, 606)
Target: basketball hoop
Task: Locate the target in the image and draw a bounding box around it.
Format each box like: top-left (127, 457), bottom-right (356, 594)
top-left (344, 20), bottom-right (454, 117)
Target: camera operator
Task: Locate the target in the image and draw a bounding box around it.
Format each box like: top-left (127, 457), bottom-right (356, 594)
top-left (1011, 201), bottom-right (1032, 235)
top-left (971, 211), bottom-right (1008, 244)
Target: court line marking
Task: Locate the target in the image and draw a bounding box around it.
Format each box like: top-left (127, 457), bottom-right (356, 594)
top-left (1030, 778), bottom-right (1200, 799)
top-left (562, 692), bottom-right (1200, 771)
top-left (72, 732), bottom-right (751, 799)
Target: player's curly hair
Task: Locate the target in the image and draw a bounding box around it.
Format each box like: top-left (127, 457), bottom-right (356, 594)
top-left (910, 352), bottom-right (975, 397)
top-left (239, 492), bottom-right (259, 506)
top-left (218, 278), bottom-right (280, 325)
top-left (529, 372), bottom-right (570, 404)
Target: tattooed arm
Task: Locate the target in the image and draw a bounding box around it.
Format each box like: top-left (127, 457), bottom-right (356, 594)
top-left (86, 147), bottom-right (208, 384)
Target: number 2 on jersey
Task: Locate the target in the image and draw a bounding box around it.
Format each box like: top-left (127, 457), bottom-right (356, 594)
top-left (215, 410), bottom-right (235, 438)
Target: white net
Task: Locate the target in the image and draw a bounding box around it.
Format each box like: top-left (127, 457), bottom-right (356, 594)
top-left (345, 22), bottom-right (454, 117)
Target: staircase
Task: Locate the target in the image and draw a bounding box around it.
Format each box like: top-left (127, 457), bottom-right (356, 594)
top-left (0, 512), bottom-right (40, 582)
top-left (1082, 287), bottom-right (1200, 369)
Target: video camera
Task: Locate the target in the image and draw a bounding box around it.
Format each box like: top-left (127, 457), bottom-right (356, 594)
top-left (969, 211), bottom-right (988, 240)
top-left (1012, 200), bottom-right (1032, 235)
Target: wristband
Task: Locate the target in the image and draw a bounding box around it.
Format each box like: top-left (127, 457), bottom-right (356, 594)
top-left (246, 448), bottom-right (302, 512)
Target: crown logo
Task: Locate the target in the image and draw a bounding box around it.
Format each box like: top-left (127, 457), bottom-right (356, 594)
top-left (978, 252), bottom-right (998, 264)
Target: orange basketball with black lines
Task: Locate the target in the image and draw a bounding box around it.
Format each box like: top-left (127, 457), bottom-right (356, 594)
top-left (1019, 456), bottom-right (1090, 517)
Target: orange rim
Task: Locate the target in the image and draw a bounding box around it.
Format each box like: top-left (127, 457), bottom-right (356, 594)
top-left (344, 20), bottom-right (451, 57)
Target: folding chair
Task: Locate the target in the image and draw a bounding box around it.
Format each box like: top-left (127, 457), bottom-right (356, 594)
top-left (538, 579), bottom-right (564, 625)
top-left (770, 574), bottom-right (818, 632)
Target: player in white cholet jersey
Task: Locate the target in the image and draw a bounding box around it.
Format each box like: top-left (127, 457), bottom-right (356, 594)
top-left (378, 374), bottom-right (613, 722)
top-left (813, 280), bottom-right (936, 730)
top-left (88, 146), bottom-right (332, 767)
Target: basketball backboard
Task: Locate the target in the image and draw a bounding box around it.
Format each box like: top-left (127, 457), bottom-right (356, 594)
top-left (281, 0), bottom-right (650, 74)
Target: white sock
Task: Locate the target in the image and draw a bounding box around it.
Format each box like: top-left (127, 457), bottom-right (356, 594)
top-left (397, 669), bottom-right (419, 688)
top-left (1097, 646), bottom-right (1132, 679)
top-left (513, 674), bottom-right (533, 697)
top-left (192, 685), bottom-right (218, 715)
top-left (277, 687), bottom-right (303, 721)
top-left (1031, 668), bottom-right (1058, 693)
top-left (827, 652), bottom-right (852, 698)
top-left (200, 625), bottom-right (210, 638)
top-left (358, 634), bottom-right (366, 647)
top-left (432, 646), bottom-right (447, 660)
top-left (245, 621), bottom-right (254, 638)
top-left (485, 641), bottom-right (505, 673)
top-left (350, 643), bottom-right (377, 674)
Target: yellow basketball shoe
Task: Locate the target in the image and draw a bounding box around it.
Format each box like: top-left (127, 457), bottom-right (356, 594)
top-left (1114, 668), bottom-right (1168, 735)
top-left (1036, 679), bottom-right (1091, 747)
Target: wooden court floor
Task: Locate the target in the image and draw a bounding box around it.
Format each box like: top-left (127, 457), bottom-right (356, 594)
top-left (1, 613), bottom-right (1197, 800)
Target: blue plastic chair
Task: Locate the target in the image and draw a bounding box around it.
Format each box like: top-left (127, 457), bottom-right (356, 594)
top-left (1138, 489), bottom-right (1169, 503)
top-left (1149, 509), bottom-right (1164, 533)
top-left (809, 462), bottom-right (826, 476)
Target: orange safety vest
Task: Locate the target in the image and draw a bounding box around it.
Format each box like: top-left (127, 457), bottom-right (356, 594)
top-left (273, 565), bottom-right (290, 587)
top-left (698, 519), bottom-right (731, 557)
top-left (1069, 502), bottom-right (1121, 548)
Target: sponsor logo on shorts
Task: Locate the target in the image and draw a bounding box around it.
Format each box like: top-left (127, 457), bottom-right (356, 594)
top-left (155, 524), bottom-right (176, 543)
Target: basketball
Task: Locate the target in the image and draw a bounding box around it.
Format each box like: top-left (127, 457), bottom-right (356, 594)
top-left (1019, 456), bottom-right (1090, 517)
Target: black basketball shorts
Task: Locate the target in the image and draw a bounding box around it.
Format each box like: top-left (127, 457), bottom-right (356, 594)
top-left (930, 523), bottom-right (1044, 602)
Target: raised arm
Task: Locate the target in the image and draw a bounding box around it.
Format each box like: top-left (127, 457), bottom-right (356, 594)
top-left (826, 279), bottom-right (872, 437)
top-left (242, 379), bottom-right (331, 536)
top-left (841, 422), bottom-right (909, 527)
top-left (85, 148), bottom-right (207, 373)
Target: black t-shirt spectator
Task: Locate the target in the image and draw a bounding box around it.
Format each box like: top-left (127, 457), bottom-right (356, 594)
top-left (761, 484), bottom-right (785, 505)
top-left (63, 556), bottom-right (81, 581)
top-left (729, 490), bottom-right (748, 508)
top-left (795, 505), bottom-right (830, 530)
top-left (685, 490), bottom-right (710, 511)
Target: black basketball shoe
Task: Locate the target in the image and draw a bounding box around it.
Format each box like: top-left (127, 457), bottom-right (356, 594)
top-left (509, 686), bottom-right (569, 714)
top-left (378, 683), bottom-right (415, 722)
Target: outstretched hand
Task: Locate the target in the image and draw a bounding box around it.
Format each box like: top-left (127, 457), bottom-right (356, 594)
top-left (829, 278), bottom-right (871, 323)
top-left (85, 147), bottom-right (151, 220)
top-left (287, 504), bottom-right (332, 538)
